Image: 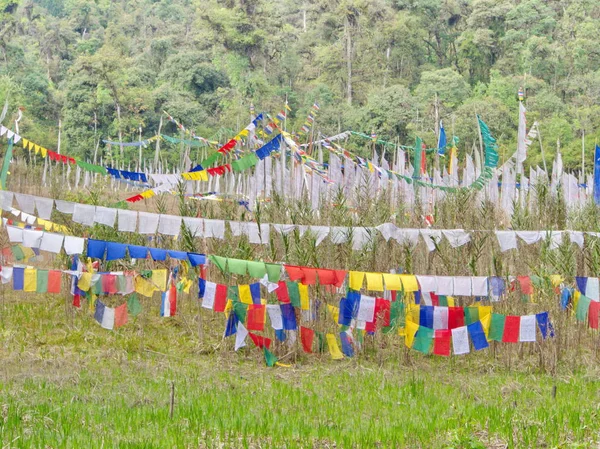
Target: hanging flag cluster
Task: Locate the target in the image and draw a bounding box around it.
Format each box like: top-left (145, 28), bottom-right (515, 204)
top-left (299, 103), bottom-right (319, 135)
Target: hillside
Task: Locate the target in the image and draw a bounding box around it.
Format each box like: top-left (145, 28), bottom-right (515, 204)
top-left (0, 0), bottom-right (600, 169)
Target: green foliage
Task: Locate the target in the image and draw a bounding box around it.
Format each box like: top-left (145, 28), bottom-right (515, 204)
top-left (0, 0), bottom-right (598, 171)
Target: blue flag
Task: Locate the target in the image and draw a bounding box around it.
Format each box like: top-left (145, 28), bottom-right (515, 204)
top-left (438, 121), bottom-right (446, 156)
top-left (467, 321), bottom-right (489, 351)
top-left (594, 145), bottom-right (600, 204)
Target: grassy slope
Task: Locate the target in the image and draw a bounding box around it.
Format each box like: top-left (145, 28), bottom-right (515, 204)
top-left (1, 296), bottom-right (599, 448)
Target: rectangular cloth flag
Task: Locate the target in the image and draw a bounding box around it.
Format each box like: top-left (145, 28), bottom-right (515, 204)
top-left (160, 279), bottom-right (177, 317)
top-left (451, 326), bottom-right (470, 355)
top-left (301, 326), bottom-right (314, 353)
top-left (326, 333), bottom-right (344, 360)
top-left (502, 316), bottom-right (520, 343)
top-left (433, 329), bottom-right (451, 356)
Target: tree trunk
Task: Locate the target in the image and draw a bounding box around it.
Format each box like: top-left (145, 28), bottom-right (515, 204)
top-left (345, 16), bottom-right (352, 106)
top-left (154, 116), bottom-right (163, 171)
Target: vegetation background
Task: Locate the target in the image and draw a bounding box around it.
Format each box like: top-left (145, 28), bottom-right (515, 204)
top-left (1, 0), bottom-right (600, 170)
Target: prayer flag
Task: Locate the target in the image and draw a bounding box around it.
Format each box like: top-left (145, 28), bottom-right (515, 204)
top-left (326, 333), bottom-right (344, 360)
top-left (340, 332), bottom-right (354, 357)
top-left (349, 271), bottom-right (364, 290)
top-left (451, 326), bottom-right (470, 355)
top-left (281, 303), bottom-right (297, 330)
top-left (448, 306), bottom-right (464, 329)
top-left (300, 326), bottom-right (314, 353)
top-left (365, 272), bottom-right (384, 291)
top-left (36, 269), bottom-right (48, 293)
top-left (536, 312), bottom-right (550, 339)
top-left (249, 332), bottom-right (271, 349)
top-left (47, 270), bottom-right (61, 293)
top-left (246, 304), bottom-right (266, 331)
top-left (489, 313), bottom-right (505, 341)
top-left (235, 322), bottom-right (248, 351)
top-left (467, 321), bottom-right (489, 351)
top-left (576, 295), bottom-right (591, 322)
top-left (115, 303), bottom-right (128, 328)
top-left (127, 295), bottom-right (142, 317)
top-left (239, 284), bottom-right (253, 304)
top-left (413, 327), bottom-right (434, 354)
top-left (433, 329), bottom-right (451, 356)
top-left (276, 281), bottom-right (290, 303)
top-left (263, 347), bottom-right (277, 367)
top-left (502, 316), bottom-right (520, 343)
top-left (24, 268), bottom-right (36, 292)
top-left (214, 284), bottom-right (228, 312)
top-left (404, 320), bottom-right (419, 348)
top-left (287, 281), bottom-right (301, 308)
top-left (519, 315), bottom-right (537, 342)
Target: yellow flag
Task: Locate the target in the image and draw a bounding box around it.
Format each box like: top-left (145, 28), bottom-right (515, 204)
top-left (21, 138), bottom-right (28, 148)
top-left (239, 284), bottom-right (253, 304)
top-left (299, 284), bottom-right (310, 310)
top-left (183, 278), bottom-right (192, 294)
top-left (24, 268), bottom-right (37, 292)
top-left (382, 273), bottom-right (402, 291)
top-left (447, 296), bottom-right (455, 307)
top-left (365, 272), bottom-right (384, 291)
top-left (224, 299), bottom-right (233, 313)
top-left (326, 333), bottom-right (344, 360)
top-left (349, 271), bottom-right (365, 291)
top-left (135, 276), bottom-right (155, 298)
top-left (399, 275), bottom-right (419, 292)
top-left (480, 313), bottom-right (491, 339)
top-left (89, 293), bottom-right (96, 313)
top-left (327, 304), bottom-right (340, 324)
top-left (573, 290), bottom-right (580, 310)
top-left (78, 272), bottom-right (92, 292)
top-left (478, 306), bottom-right (492, 321)
top-left (404, 320), bottom-right (419, 348)
top-left (406, 303), bottom-right (420, 324)
top-left (151, 269), bottom-right (167, 291)
top-left (550, 275), bottom-right (563, 287)
top-left (34, 144), bottom-right (40, 154)
top-left (27, 141), bottom-right (34, 151)
top-left (41, 147), bottom-right (47, 157)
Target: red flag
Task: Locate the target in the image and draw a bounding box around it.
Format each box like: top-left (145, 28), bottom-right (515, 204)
top-left (448, 307), bottom-right (465, 329)
top-left (246, 304), bottom-right (266, 331)
top-left (300, 326), bottom-right (314, 353)
top-left (248, 332), bottom-right (271, 349)
top-left (47, 270), bottom-right (62, 294)
top-left (168, 280), bottom-right (177, 316)
top-left (334, 270), bottom-right (347, 288)
top-left (72, 294), bottom-right (80, 308)
top-left (366, 298), bottom-right (391, 332)
top-left (301, 268), bottom-right (317, 285)
top-left (214, 284), bottom-right (228, 312)
top-left (589, 301), bottom-right (600, 330)
top-left (115, 303), bottom-right (128, 328)
top-left (316, 269), bottom-right (336, 285)
top-left (285, 265), bottom-right (304, 282)
top-left (276, 281), bottom-right (290, 303)
top-left (430, 292), bottom-right (439, 306)
top-left (433, 330), bottom-right (451, 356)
top-left (502, 316), bottom-right (520, 342)
top-left (420, 148), bottom-right (426, 175)
top-left (102, 274), bottom-right (118, 295)
top-left (518, 276), bottom-right (533, 295)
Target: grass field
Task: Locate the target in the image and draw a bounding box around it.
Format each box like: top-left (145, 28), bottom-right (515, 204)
top-left (1, 296), bottom-right (600, 448)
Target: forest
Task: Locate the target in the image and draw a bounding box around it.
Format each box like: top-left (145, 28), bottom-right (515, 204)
top-left (0, 0), bottom-right (599, 170)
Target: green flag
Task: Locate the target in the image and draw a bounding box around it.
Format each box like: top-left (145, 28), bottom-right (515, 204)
top-left (227, 286), bottom-right (239, 302)
top-left (263, 347), bottom-right (277, 367)
top-left (412, 136), bottom-right (422, 179)
top-left (576, 295), bottom-right (591, 322)
top-left (233, 302), bottom-right (248, 323)
top-left (0, 137), bottom-right (13, 190)
top-left (227, 258), bottom-right (247, 276)
top-left (265, 263), bottom-right (281, 282)
top-left (413, 327), bottom-right (434, 354)
top-left (127, 294), bottom-right (143, 317)
top-left (489, 313), bottom-right (505, 342)
top-left (465, 307), bottom-right (480, 325)
top-left (287, 281), bottom-right (301, 308)
top-left (36, 269), bottom-right (49, 293)
top-left (208, 255), bottom-right (227, 272)
top-left (247, 261), bottom-right (267, 278)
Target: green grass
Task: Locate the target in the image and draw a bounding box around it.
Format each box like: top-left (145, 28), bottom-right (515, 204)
top-left (1, 296), bottom-right (600, 448)
top-left (2, 356), bottom-right (600, 448)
